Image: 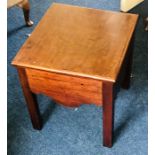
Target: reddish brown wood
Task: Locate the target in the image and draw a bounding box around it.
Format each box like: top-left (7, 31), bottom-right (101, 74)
top-left (26, 68), bottom-right (102, 107)
top-left (103, 82), bottom-right (114, 147)
top-left (17, 67), bottom-right (42, 130)
top-left (12, 3), bottom-right (138, 82)
top-left (11, 3), bottom-right (139, 147)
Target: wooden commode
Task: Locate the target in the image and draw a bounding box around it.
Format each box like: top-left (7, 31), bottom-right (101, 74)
top-left (12, 3), bottom-right (138, 147)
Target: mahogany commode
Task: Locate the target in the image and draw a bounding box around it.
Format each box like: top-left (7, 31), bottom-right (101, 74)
top-left (12, 3), bottom-right (138, 147)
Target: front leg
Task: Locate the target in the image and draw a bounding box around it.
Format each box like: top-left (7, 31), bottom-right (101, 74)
top-left (17, 68), bottom-right (42, 130)
top-left (102, 82), bottom-right (114, 147)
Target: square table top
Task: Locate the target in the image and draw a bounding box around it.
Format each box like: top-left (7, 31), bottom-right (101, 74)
top-left (12, 3), bottom-right (138, 82)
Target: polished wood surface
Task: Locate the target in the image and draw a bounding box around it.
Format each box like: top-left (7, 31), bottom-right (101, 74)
top-left (26, 68), bottom-right (102, 107)
top-left (102, 82), bottom-right (114, 147)
top-left (12, 3), bottom-right (138, 82)
top-left (11, 3), bottom-right (138, 148)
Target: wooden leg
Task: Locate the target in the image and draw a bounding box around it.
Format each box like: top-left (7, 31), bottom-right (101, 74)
top-left (121, 38), bottom-right (134, 89)
top-left (17, 68), bottom-right (42, 130)
top-left (18, 0), bottom-right (33, 26)
top-left (103, 82), bottom-right (114, 147)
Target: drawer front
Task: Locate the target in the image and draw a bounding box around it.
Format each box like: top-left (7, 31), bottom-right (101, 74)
top-left (26, 68), bottom-right (102, 107)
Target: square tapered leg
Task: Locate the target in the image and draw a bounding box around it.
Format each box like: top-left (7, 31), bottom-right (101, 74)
top-left (103, 82), bottom-right (114, 147)
top-left (17, 68), bottom-right (42, 130)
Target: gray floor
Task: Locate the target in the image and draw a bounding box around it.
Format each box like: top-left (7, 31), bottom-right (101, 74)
top-left (7, 0), bottom-right (148, 154)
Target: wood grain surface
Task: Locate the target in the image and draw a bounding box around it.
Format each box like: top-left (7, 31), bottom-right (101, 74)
top-left (26, 68), bottom-right (102, 107)
top-left (12, 3), bottom-right (138, 82)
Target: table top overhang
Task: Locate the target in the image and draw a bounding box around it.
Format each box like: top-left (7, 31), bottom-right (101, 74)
top-left (12, 3), bottom-right (138, 82)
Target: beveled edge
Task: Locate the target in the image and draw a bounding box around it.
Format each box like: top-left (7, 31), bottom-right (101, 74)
top-left (11, 63), bottom-right (116, 82)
